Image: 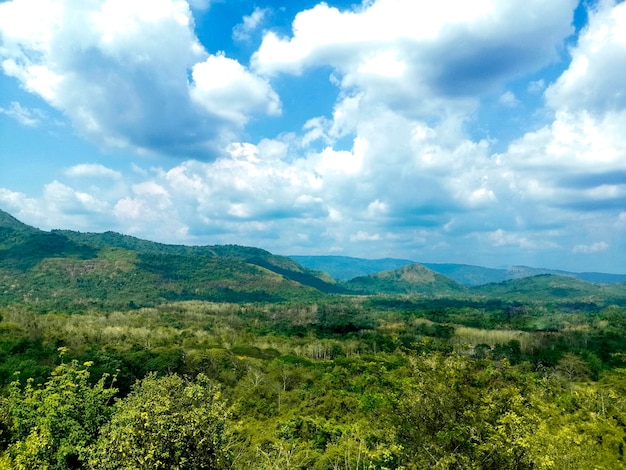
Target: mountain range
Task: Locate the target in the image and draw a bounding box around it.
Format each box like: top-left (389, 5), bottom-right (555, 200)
top-left (2, 209), bottom-right (626, 310)
top-left (290, 255), bottom-right (626, 286)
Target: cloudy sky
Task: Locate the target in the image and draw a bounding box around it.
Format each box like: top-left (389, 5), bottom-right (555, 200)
top-left (1, 0), bottom-right (625, 273)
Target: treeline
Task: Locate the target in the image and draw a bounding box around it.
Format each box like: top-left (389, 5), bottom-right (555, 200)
top-left (1, 299), bottom-right (626, 468)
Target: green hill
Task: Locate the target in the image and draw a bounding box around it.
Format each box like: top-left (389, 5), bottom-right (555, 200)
top-left (57, 229), bottom-right (347, 294)
top-left (0, 210), bottom-right (345, 311)
top-left (346, 263), bottom-right (467, 296)
top-left (472, 274), bottom-right (626, 302)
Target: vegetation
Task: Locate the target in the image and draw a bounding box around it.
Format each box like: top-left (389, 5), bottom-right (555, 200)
top-left (2, 210), bottom-right (626, 468)
top-left (346, 263), bottom-right (467, 295)
top-left (291, 255), bottom-right (626, 286)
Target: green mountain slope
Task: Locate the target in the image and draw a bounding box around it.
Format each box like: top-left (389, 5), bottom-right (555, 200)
top-left (472, 274), bottom-right (626, 302)
top-left (346, 263), bottom-right (467, 295)
top-left (56, 229), bottom-right (346, 294)
top-left (0, 210), bottom-right (340, 310)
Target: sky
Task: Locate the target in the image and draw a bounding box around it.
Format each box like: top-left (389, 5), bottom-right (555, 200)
top-left (1, 0), bottom-right (625, 273)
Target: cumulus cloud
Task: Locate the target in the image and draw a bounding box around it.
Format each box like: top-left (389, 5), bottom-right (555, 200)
top-left (0, 184), bottom-right (115, 233)
top-left (253, 0), bottom-right (576, 118)
top-left (189, 53), bottom-right (281, 125)
top-left (0, 0), bottom-right (280, 158)
top-left (498, 0), bottom-right (626, 218)
top-left (546, 0), bottom-right (626, 114)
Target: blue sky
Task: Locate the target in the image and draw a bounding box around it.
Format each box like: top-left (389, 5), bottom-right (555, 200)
top-left (1, 0), bottom-right (625, 273)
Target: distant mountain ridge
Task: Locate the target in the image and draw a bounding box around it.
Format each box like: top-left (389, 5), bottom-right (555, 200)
top-left (289, 255), bottom-right (415, 281)
top-left (290, 256), bottom-right (626, 286)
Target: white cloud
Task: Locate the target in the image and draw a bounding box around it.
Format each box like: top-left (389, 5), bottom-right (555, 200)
top-left (502, 110), bottom-right (626, 172)
top-left (573, 241), bottom-right (609, 254)
top-left (43, 181), bottom-right (110, 214)
top-left (528, 79), bottom-right (546, 94)
top-left (487, 229), bottom-right (559, 250)
top-left (350, 231), bottom-right (381, 242)
top-left (233, 7), bottom-right (269, 41)
top-left (253, 0), bottom-right (576, 118)
top-left (499, 91), bottom-right (519, 108)
top-left (546, 0), bottom-right (626, 114)
top-left (190, 53), bottom-right (281, 125)
top-left (0, 101), bottom-right (45, 126)
top-left (0, 183), bottom-right (115, 233)
top-left (0, 0), bottom-right (280, 158)
top-left (65, 164), bottom-right (122, 180)
top-left (496, 1), bottom-right (626, 218)
top-left (314, 144), bottom-right (364, 176)
top-left (366, 199), bottom-right (388, 216)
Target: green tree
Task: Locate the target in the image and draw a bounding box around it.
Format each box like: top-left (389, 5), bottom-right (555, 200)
top-left (1, 349), bottom-right (117, 470)
top-left (91, 373), bottom-right (231, 470)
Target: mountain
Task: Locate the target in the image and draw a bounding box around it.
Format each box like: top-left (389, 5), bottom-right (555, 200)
top-left (420, 263), bottom-right (509, 286)
top-left (472, 274), bottom-right (626, 302)
top-left (503, 265), bottom-right (626, 284)
top-left (289, 255), bottom-right (415, 281)
top-left (56, 229), bottom-right (346, 294)
top-left (3, 208), bottom-right (624, 310)
top-left (291, 256), bottom-right (626, 286)
top-left (0, 210), bottom-right (345, 311)
top-left (346, 263), bottom-right (467, 296)
top-left (0, 210), bottom-right (35, 234)
top-left (420, 263), bottom-right (626, 286)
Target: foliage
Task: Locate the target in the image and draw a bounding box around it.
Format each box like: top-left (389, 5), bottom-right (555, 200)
top-left (91, 373), bottom-right (231, 470)
top-left (1, 349), bottom-right (117, 469)
top-left (346, 263), bottom-right (467, 295)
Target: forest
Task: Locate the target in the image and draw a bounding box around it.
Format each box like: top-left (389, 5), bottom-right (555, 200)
top-left (1, 209), bottom-right (626, 469)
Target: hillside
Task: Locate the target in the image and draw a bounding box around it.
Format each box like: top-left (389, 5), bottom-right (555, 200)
top-left (472, 274), bottom-right (626, 302)
top-left (346, 263), bottom-right (467, 295)
top-left (57, 229), bottom-right (347, 294)
top-left (0, 210), bottom-right (345, 310)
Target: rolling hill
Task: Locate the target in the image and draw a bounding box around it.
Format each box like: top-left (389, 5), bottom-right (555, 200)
top-left (471, 274), bottom-right (626, 302)
top-left (346, 263), bottom-right (467, 296)
top-left (0, 210), bottom-right (346, 311)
